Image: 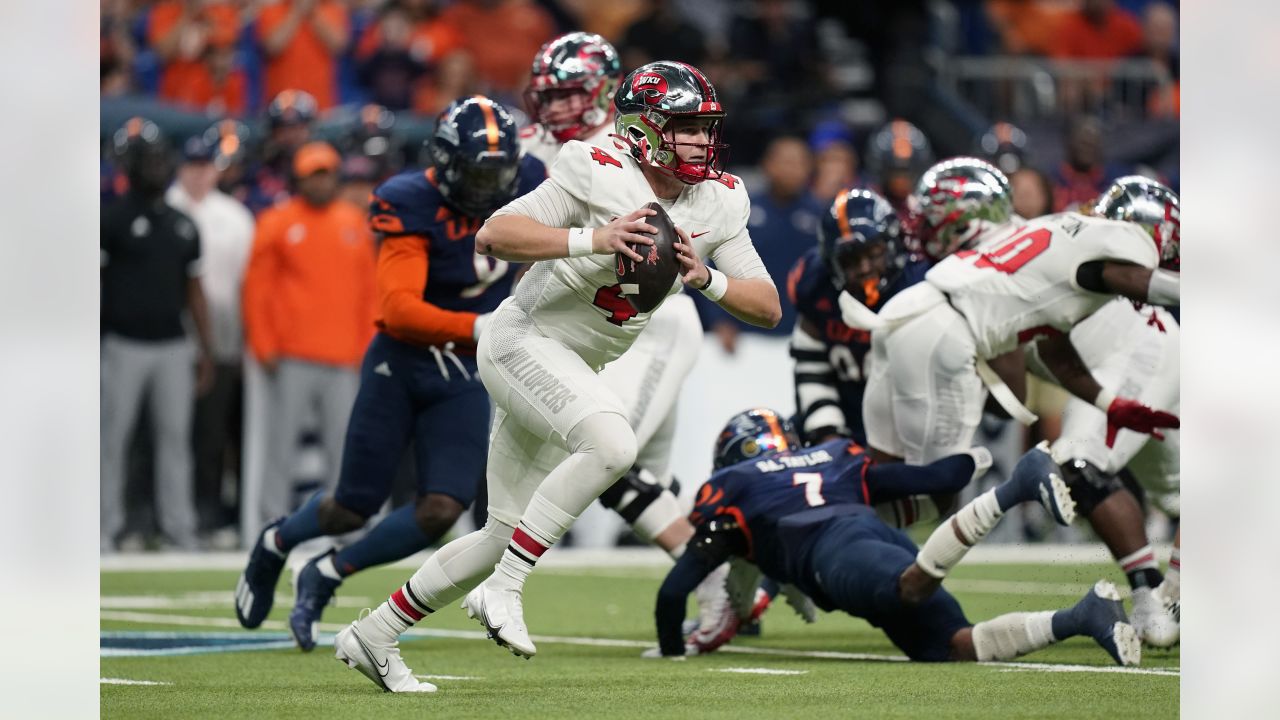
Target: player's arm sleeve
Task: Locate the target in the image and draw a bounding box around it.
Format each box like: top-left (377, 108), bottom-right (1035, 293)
top-left (488, 141), bottom-right (591, 228)
top-left (790, 319), bottom-right (848, 443)
top-left (241, 213), bottom-right (281, 362)
top-left (376, 235), bottom-right (482, 347)
top-left (655, 530), bottom-right (731, 656)
top-left (863, 454), bottom-right (981, 503)
top-left (183, 216), bottom-right (204, 278)
top-left (707, 192), bottom-right (771, 281)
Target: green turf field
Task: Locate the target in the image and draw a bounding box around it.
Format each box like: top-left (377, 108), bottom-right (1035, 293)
top-left (101, 560), bottom-right (1179, 719)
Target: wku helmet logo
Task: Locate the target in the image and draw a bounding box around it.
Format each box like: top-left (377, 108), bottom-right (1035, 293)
top-left (632, 72), bottom-right (667, 105)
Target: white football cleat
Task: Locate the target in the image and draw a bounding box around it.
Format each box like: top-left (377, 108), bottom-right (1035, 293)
top-left (462, 581), bottom-right (536, 658)
top-left (1131, 586), bottom-right (1180, 648)
top-left (334, 621), bottom-right (436, 693)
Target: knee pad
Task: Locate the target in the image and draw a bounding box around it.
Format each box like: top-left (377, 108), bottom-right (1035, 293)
top-left (1060, 458), bottom-right (1124, 517)
top-left (599, 466), bottom-right (668, 524)
top-left (569, 412), bottom-right (638, 475)
top-left (414, 494), bottom-right (464, 536)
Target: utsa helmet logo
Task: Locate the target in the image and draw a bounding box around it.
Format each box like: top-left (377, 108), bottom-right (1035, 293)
top-left (633, 72), bottom-right (668, 105)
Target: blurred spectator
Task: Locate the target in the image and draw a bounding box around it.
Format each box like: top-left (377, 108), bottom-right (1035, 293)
top-left (621, 0), bottom-right (707, 71)
top-left (338, 153), bottom-right (382, 207)
top-left (242, 89), bottom-right (318, 214)
top-left (864, 118), bottom-right (934, 217)
top-left (241, 141), bottom-right (377, 524)
top-left (353, 0), bottom-right (466, 114)
top-left (1010, 167), bottom-right (1056, 219)
top-left (101, 118), bottom-right (215, 552)
top-left (101, 0), bottom-right (137, 97)
top-left (719, 0), bottom-right (828, 163)
top-left (1049, 0), bottom-right (1143, 59)
top-left (256, 0), bottom-right (350, 109)
top-left (437, 0), bottom-right (554, 98)
top-left (705, 136), bottom-right (821, 352)
top-left (148, 1), bottom-right (246, 115)
top-left (339, 104), bottom-right (405, 179)
top-left (166, 134), bottom-right (256, 538)
top-left (1133, 1), bottom-right (1179, 118)
top-left (977, 121), bottom-right (1029, 176)
top-left (984, 0), bottom-right (1068, 56)
top-left (808, 121), bottom-right (860, 203)
top-left (1050, 114), bottom-right (1114, 211)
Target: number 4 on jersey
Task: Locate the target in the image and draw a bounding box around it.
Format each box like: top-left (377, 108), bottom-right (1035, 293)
top-left (590, 147), bottom-right (621, 168)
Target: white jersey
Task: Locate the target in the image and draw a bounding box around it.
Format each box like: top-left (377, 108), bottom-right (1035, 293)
top-left (489, 139), bottom-right (768, 369)
top-left (924, 212), bottom-right (1159, 358)
top-left (519, 122), bottom-right (614, 167)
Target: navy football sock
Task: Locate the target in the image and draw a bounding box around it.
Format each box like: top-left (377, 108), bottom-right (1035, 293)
top-left (275, 491), bottom-right (327, 553)
top-left (1050, 607), bottom-right (1080, 640)
top-left (332, 504), bottom-right (437, 577)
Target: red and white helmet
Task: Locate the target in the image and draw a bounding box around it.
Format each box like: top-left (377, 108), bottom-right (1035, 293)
top-left (1094, 176), bottom-right (1180, 271)
top-left (524, 32), bottom-right (622, 143)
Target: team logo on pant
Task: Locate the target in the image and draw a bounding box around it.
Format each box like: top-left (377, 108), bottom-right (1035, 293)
top-left (503, 348), bottom-right (578, 414)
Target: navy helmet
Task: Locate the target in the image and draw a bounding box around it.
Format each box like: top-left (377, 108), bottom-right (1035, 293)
top-left (426, 95), bottom-right (523, 218)
top-left (713, 408), bottom-right (800, 470)
top-left (818, 188), bottom-right (908, 304)
top-left (113, 116), bottom-right (173, 194)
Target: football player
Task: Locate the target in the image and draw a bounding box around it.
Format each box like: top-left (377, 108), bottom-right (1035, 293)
top-left (234, 96), bottom-right (546, 652)
top-left (650, 409), bottom-right (1139, 666)
top-left (1032, 177), bottom-right (1181, 647)
top-left (857, 158), bottom-right (1179, 472)
top-left (863, 118), bottom-right (934, 217)
top-left (521, 31), bottom-right (706, 568)
top-left (332, 60), bottom-right (779, 692)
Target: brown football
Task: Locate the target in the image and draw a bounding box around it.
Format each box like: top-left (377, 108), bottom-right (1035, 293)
top-left (615, 201), bottom-right (681, 313)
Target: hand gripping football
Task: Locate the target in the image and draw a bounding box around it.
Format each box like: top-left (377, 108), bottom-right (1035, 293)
top-left (615, 201), bottom-right (680, 313)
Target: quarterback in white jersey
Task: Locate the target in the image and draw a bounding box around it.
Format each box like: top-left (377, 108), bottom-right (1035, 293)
top-left (861, 159), bottom-right (1180, 467)
top-left (519, 34), bottom-right (706, 555)
top-left (338, 60), bottom-right (777, 684)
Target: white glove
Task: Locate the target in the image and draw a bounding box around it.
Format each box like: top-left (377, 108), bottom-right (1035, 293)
top-left (472, 312), bottom-right (492, 342)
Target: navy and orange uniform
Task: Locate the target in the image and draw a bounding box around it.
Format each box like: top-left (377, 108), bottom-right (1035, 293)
top-left (331, 155), bottom-right (545, 517)
top-left (655, 440), bottom-right (979, 660)
top-left (786, 248), bottom-right (930, 444)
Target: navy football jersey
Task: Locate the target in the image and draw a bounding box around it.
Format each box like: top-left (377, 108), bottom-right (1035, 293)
top-left (689, 437), bottom-right (871, 585)
top-left (369, 155), bottom-right (546, 315)
top-left (787, 247), bottom-right (930, 443)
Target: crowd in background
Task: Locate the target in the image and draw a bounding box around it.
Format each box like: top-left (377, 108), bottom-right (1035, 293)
top-left (99, 0), bottom-right (1180, 551)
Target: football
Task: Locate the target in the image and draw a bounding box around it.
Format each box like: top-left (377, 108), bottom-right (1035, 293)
top-left (615, 201), bottom-right (681, 313)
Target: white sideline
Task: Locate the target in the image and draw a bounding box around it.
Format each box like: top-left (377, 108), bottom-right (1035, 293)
top-left (100, 543), bottom-right (1173, 572)
top-left (99, 610), bottom-right (1180, 677)
top-left (100, 678), bottom-right (171, 686)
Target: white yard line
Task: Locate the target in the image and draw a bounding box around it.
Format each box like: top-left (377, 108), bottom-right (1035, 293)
top-left (102, 592), bottom-right (375, 610)
top-left (100, 610), bottom-right (1178, 677)
top-left (415, 674), bottom-right (483, 681)
top-left (100, 544), bottom-right (1172, 572)
top-left (713, 668), bottom-right (808, 675)
top-left (100, 678), bottom-right (171, 686)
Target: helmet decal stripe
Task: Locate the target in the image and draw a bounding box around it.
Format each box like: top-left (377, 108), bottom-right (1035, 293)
top-left (834, 188), bottom-right (852, 238)
top-left (475, 97), bottom-right (500, 153)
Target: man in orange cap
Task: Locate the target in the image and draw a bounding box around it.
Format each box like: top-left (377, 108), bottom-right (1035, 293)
top-left (242, 141), bottom-right (377, 527)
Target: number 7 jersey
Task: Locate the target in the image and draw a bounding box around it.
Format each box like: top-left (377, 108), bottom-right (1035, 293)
top-left (923, 212), bottom-right (1159, 358)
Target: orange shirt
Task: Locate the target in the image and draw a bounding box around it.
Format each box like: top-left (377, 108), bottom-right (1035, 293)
top-left (1050, 8), bottom-right (1143, 60)
top-left (438, 0), bottom-right (554, 93)
top-left (256, 1), bottom-right (349, 109)
top-left (159, 65), bottom-right (248, 116)
top-left (149, 1), bottom-right (241, 106)
top-left (242, 197), bottom-right (376, 367)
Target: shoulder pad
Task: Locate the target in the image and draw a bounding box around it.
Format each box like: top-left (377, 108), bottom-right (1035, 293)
top-left (370, 170), bottom-right (438, 236)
